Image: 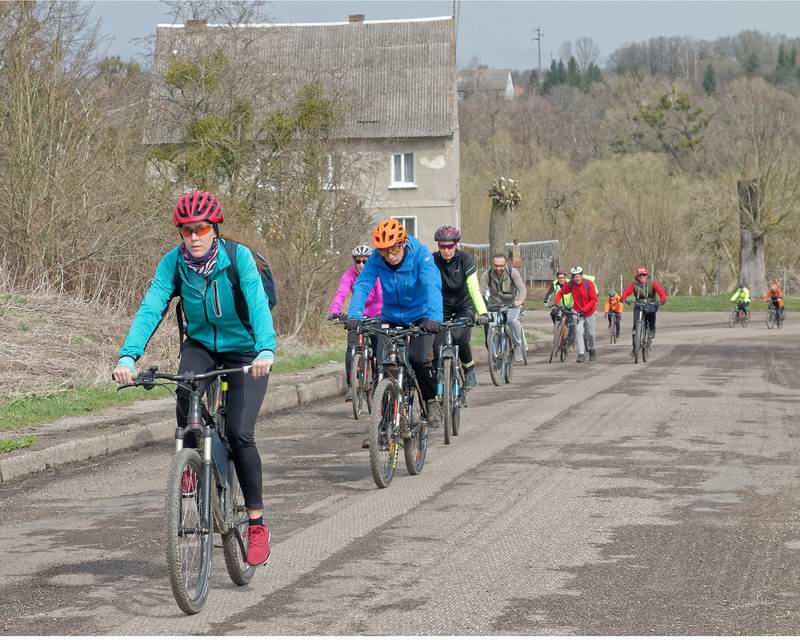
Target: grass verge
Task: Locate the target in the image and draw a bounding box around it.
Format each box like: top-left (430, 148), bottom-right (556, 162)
top-left (661, 295), bottom-right (798, 312)
top-left (0, 435), bottom-right (36, 453)
top-left (0, 348), bottom-right (345, 433)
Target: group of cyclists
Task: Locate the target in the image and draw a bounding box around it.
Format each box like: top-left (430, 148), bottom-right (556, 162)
top-left (110, 189), bottom-right (788, 580)
top-left (730, 280), bottom-right (786, 323)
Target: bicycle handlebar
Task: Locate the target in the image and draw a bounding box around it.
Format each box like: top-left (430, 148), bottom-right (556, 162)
top-left (360, 323), bottom-right (426, 338)
top-left (116, 365), bottom-right (251, 390)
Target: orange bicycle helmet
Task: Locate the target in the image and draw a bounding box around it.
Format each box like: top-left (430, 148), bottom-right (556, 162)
top-left (372, 218), bottom-right (407, 249)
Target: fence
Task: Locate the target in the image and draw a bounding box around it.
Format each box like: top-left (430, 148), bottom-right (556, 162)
top-left (461, 240), bottom-right (560, 284)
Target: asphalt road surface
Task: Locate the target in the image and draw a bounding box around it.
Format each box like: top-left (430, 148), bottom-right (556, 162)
top-left (2, 312), bottom-right (799, 634)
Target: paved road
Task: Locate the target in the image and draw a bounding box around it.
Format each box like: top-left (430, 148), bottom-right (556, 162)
top-left (2, 312), bottom-right (799, 634)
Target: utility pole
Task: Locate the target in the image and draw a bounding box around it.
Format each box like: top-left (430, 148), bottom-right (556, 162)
top-left (532, 26), bottom-right (543, 75)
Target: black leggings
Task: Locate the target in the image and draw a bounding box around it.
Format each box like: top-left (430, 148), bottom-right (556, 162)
top-left (176, 339), bottom-right (269, 510)
top-left (433, 312), bottom-right (475, 370)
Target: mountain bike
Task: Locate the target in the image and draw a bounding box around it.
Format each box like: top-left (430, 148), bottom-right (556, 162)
top-left (436, 317), bottom-right (473, 445)
top-left (360, 323), bottom-right (430, 489)
top-left (766, 300), bottom-right (784, 330)
top-left (333, 316), bottom-right (379, 419)
top-left (632, 300), bottom-right (659, 364)
top-left (118, 366), bottom-right (255, 615)
top-left (487, 306), bottom-right (517, 385)
top-left (728, 305), bottom-right (750, 328)
top-left (548, 305), bottom-right (577, 364)
top-left (608, 313), bottom-right (619, 343)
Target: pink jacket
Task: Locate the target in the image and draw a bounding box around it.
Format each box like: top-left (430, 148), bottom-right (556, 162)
top-left (329, 265), bottom-right (382, 318)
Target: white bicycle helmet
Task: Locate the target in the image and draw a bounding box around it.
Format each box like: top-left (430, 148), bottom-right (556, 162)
top-left (570, 266), bottom-right (584, 276)
top-left (352, 244), bottom-right (372, 258)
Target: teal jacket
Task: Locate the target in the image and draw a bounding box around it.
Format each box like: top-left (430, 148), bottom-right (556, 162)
top-left (119, 240), bottom-right (276, 361)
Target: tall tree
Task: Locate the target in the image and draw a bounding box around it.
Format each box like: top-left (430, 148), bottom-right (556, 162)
top-left (575, 36), bottom-right (601, 70)
top-left (488, 177), bottom-right (522, 259)
top-left (703, 63), bottom-right (717, 95)
top-left (566, 56), bottom-right (581, 87)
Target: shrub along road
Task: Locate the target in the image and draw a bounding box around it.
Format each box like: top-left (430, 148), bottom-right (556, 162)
top-left (1, 312), bottom-right (798, 634)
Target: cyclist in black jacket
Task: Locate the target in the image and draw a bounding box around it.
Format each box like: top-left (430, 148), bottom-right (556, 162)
top-left (432, 226), bottom-right (490, 389)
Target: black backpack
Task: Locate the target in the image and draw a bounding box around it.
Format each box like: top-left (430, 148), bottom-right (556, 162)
top-left (173, 239), bottom-right (277, 342)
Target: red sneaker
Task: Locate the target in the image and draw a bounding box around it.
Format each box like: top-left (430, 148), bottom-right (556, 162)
top-left (181, 469), bottom-right (197, 495)
top-left (246, 523), bottom-right (271, 566)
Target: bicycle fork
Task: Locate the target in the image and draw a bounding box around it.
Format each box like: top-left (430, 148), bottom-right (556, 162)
top-left (176, 395), bottom-right (213, 537)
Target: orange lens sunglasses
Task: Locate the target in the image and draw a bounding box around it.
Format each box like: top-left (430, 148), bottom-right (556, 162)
top-left (378, 242), bottom-right (404, 256)
top-left (179, 224), bottom-right (213, 239)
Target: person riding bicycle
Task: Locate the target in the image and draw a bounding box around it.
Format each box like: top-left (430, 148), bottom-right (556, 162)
top-left (543, 271), bottom-right (572, 322)
top-left (347, 218), bottom-right (444, 430)
top-left (480, 253), bottom-right (527, 362)
top-left (619, 267), bottom-right (667, 357)
top-left (763, 280), bottom-right (785, 321)
top-left (729, 283), bottom-right (751, 315)
top-left (112, 191), bottom-right (275, 567)
top-left (328, 245), bottom-right (382, 402)
top-left (554, 266), bottom-right (598, 362)
top-left (431, 226), bottom-right (489, 390)
top-left (604, 289), bottom-right (623, 340)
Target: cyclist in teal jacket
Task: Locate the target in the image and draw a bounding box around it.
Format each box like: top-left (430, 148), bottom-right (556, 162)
top-left (112, 191), bottom-right (275, 567)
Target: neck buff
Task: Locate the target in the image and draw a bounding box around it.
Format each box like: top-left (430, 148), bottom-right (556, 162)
top-left (180, 238), bottom-right (219, 278)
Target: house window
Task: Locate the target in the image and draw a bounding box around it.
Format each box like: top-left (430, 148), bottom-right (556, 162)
top-left (392, 216), bottom-right (416, 238)
top-left (390, 152), bottom-right (415, 187)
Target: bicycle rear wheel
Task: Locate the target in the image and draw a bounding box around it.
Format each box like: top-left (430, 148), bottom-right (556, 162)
top-left (548, 322), bottom-right (561, 364)
top-left (609, 317), bottom-right (617, 343)
top-left (777, 309), bottom-right (784, 329)
top-left (742, 310), bottom-right (751, 327)
top-left (488, 327), bottom-right (503, 386)
top-left (351, 352), bottom-right (365, 420)
top-left (364, 357), bottom-right (374, 415)
top-left (403, 387), bottom-right (428, 475)
top-left (222, 463), bottom-right (256, 586)
top-left (369, 378), bottom-right (400, 489)
top-left (166, 448), bottom-right (212, 615)
top-left (442, 358), bottom-right (453, 445)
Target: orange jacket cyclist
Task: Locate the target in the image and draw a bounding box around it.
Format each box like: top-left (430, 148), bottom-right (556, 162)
top-left (604, 289), bottom-right (623, 339)
top-left (112, 191), bottom-right (275, 567)
top-left (346, 218), bottom-right (444, 427)
top-left (763, 281), bottom-right (784, 319)
top-left (619, 267), bottom-right (667, 357)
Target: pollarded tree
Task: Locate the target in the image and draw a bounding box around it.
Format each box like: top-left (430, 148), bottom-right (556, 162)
top-left (487, 177), bottom-right (522, 260)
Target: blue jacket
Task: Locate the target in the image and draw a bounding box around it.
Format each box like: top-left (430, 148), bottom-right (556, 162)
top-left (119, 240), bottom-right (276, 360)
top-left (348, 235), bottom-right (443, 324)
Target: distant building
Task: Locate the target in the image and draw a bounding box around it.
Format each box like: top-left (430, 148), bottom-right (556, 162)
top-left (144, 15), bottom-right (460, 248)
top-left (457, 68), bottom-right (514, 101)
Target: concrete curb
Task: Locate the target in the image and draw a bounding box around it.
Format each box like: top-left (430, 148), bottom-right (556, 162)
top-left (0, 343), bottom-right (542, 483)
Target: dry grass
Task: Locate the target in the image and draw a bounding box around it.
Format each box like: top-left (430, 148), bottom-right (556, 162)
top-left (0, 288), bottom-right (342, 403)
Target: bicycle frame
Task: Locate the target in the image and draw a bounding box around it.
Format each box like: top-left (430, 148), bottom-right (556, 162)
top-left (436, 319), bottom-right (472, 400)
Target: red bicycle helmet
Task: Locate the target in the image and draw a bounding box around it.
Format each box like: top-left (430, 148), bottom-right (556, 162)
top-left (434, 225), bottom-right (461, 242)
top-left (172, 191), bottom-right (224, 226)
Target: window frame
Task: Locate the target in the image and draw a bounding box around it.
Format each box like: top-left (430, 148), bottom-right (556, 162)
top-left (389, 152), bottom-right (416, 189)
top-left (391, 215), bottom-right (417, 238)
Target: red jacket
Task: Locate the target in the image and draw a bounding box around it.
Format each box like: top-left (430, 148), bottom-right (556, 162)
top-left (555, 278), bottom-right (598, 317)
top-left (619, 279), bottom-right (667, 304)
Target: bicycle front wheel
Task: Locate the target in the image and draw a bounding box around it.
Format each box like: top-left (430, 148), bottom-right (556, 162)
top-left (767, 309), bottom-right (776, 329)
top-left (634, 320), bottom-right (642, 364)
top-left (728, 309), bottom-right (737, 328)
top-left (452, 366), bottom-right (462, 437)
top-left (403, 387), bottom-right (428, 475)
top-left (488, 327), bottom-right (503, 386)
top-left (369, 378), bottom-right (400, 488)
top-left (351, 352), bottom-right (365, 420)
top-left (442, 358), bottom-right (453, 445)
top-left (222, 463), bottom-right (256, 586)
top-left (166, 448), bottom-right (212, 615)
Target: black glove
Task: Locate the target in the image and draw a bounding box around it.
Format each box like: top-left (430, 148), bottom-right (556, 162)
top-left (475, 314), bottom-right (490, 326)
top-left (419, 319), bottom-right (441, 334)
top-left (346, 318), bottom-right (360, 331)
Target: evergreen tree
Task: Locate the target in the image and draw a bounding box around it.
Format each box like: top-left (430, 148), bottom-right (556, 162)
top-left (583, 62), bottom-right (603, 87)
top-left (702, 63), bottom-right (717, 95)
top-left (566, 56), bottom-right (581, 86)
top-left (556, 59), bottom-right (566, 84)
top-left (744, 51), bottom-right (760, 75)
top-left (541, 59), bottom-right (559, 94)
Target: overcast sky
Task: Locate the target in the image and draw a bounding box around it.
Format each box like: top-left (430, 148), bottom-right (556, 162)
top-left (91, 0), bottom-right (800, 69)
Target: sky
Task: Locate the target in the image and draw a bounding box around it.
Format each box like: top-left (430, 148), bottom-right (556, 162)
top-left (91, 0), bottom-right (800, 69)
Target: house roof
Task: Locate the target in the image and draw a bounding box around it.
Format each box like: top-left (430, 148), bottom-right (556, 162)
top-left (144, 16), bottom-right (457, 144)
top-left (457, 68), bottom-right (512, 94)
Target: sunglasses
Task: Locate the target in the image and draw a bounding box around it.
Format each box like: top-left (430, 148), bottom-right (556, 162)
top-left (354, 258), bottom-right (368, 265)
top-left (438, 243), bottom-right (457, 251)
top-left (179, 224), bottom-right (213, 238)
top-left (379, 243), bottom-right (404, 256)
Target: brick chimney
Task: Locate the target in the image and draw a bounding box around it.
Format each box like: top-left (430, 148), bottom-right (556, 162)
top-left (348, 14), bottom-right (365, 23)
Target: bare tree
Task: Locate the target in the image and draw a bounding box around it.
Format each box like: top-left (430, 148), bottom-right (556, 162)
top-left (575, 36), bottom-right (601, 70)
